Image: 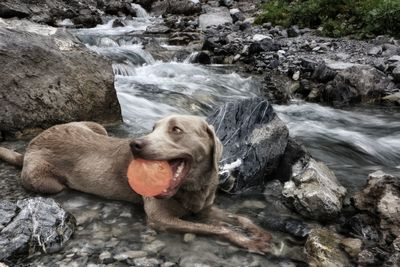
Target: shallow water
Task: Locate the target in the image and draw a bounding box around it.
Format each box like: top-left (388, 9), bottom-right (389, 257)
top-left (2, 7), bottom-right (400, 266)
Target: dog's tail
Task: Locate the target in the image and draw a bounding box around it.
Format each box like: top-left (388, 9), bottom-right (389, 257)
top-left (0, 147), bottom-right (24, 167)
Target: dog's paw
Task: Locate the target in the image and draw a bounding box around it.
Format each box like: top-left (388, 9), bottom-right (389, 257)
top-left (246, 239), bottom-right (271, 255)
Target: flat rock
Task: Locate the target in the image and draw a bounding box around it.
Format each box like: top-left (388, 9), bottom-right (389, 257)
top-left (282, 158), bottom-right (347, 221)
top-left (199, 7), bottom-right (232, 31)
top-left (207, 97), bottom-right (289, 193)
top-left (0, 197), bottom-right (75, 261)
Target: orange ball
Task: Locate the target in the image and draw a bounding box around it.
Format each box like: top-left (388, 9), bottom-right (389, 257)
top-left (127, 159), bottom-right (172, 197)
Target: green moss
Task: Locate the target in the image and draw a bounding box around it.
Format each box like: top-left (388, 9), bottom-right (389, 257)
top-left (256, 0), bottom-right (400, 38)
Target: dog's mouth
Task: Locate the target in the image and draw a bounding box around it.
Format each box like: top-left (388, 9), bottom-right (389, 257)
top-left (156, 158), bottom-right (190, 198)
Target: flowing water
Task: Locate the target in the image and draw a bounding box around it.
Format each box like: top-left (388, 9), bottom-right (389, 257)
top-left (2, 5), bottom-right (400, 266)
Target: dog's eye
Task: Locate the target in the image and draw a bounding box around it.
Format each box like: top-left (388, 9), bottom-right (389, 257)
top-left (172, 126), bottom-right (183, 134)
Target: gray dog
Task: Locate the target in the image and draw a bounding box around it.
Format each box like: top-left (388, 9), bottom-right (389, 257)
top-left (0, 115), bottom-right (271, 254)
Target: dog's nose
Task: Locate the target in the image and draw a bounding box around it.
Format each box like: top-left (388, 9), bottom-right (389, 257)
top-left (130, 139), bottom-right (146, 155)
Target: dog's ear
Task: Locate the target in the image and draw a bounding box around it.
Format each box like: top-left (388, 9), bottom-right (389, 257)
top-left (206, 124), bottom-right (223, 172)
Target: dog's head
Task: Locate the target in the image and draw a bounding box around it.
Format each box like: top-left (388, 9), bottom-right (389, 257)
top-left (129, 115), bottom-right (223, 198)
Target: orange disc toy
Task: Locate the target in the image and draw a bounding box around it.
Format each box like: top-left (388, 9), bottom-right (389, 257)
top-left (127, 159), bottom-right (173, 197)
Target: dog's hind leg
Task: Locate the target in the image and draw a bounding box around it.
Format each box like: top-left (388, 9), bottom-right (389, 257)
top-left (21, 159), bottom-right (66, 194)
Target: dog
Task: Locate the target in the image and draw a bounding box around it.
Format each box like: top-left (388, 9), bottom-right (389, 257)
top-left (0, 115), bottom-right (271, 254)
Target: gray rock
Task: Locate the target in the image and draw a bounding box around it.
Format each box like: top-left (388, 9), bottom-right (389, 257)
top-left (133, 257), bottom-right (160, 267)
top-left (382, 92), bottom-right (400, 106)
top-left (392, 66), bottom-right (400, 82)
top-left (0, 197), bottom-right (76, 261)
top-left (114, 251), bottom-right (148, 261)
top-left (305, 228), bottom-right (351, 267)
top-left (0, 25), bottom-right (121, 137)
top-left (207, 97), bottom-right (289, 193)
top-left (152, 0), bottom-right (201, 16)
top-left (353, 171), bottom-right (400, 236)
top-left (199, 7), bottom-right (233, 31)
top-left (219, 0), bottom-right (234, 7)
top-left (282, 158), bottom-right (347, 221)
top-left (368, 46), bottom-right (382, 56)
top-left (230, 8), bottom-right (244, 23)
top-left (322, 65), bottom-right (395, 106)
top-left (287, 25), bottom-right (301, 37)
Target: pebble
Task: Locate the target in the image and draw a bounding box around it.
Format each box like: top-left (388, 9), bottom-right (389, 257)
top-left (183, 233), bottom-right (196, 243)
top-left (142, 240), bottom-right (166, 254)
top-left (113, 250), bottom-right (148, 261)
top-left (133, 257), bottom-right (160, 267)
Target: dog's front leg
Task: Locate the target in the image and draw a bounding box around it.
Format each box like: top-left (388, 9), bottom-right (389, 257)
top-left (200, 206), bottom-right (272, 250)
top-left (143, 198), bottom-right (270, 254)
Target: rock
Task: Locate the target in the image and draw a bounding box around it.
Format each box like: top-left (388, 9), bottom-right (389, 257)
top-left (0, 26), bottom-right (121, 137)
top-left (368, 46), bottom-right (382, 56)
top-left (142, 240), bottom-right (165, 254)
top-left (220, 0), bottom-right (234, 7)
top-left (358, 247), bottom-right (389, 266)
top-left (382, 92), bottom-right (400, 106)
top-left (114, 251), bottom-right (148, 261)
top-left (311, 62), bottom-right (337, 82)
top-left (112, 18), bottom-right (125, 28)
top-left (99, 251), bottom-right (114, 264)
top-left (152, 0), bottom-right (201, 16)
top-left (185, 51), bottom-right (211, 64)
top-left (136, 0), bottom-right (157, 11)
top-left (287, 25), bottom-right (301, 37)
top-left (207, 97), bottom-right (289, 193)
top-left (392, 66), bottom-right (400, 82)
top-left (353, 171), bottom-right (400, 236)
top-left (230, 8), bottom-right (244, 23)
top-left (183, 233), bottom-right (196, 243)
top-left (0, 197), bottom-right (75, 261)
top-left (199, 7), bottom-right (233, 31)
top-left (305, 228), bottom-right (351, 267)
top-left (322, 65), bottom-right (395, 106)
top-left (0, 2), bottom-right (30, 19)
top-left (104, 1), bottom-right (136, 16)
top-left (388, 55), bottom-right (400, 63)
top-left (340, 238), bottom-right (363, 258)
top-left (133, 257), bottom-right (160, 267)
top-left (342, 214), bottom-right (381, 244)
top-left (248, 39), bottom-right (280, 55)
top-left (282, 158), bottom-right (347, 221)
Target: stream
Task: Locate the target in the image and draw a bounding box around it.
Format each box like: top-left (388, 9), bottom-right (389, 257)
top-left (2, 5), bottom-right (400, 266)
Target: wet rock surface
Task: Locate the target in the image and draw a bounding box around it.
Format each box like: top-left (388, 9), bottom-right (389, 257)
top-left (282, 158), bottom-right (347, 221)
top-left (0, 22), bottom-right (121, 138)
top-left (0, 197), bottom-right (76, 263)
top-left (207, 97), bottom-right (289, 193)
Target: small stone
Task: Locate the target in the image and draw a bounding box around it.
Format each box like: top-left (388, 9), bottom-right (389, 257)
top-left (183, 233), bottom-right (196, 243)
top-left (340, 238), bottom-right (363, 257)
top-left (142, 240), bottom-right (165, 254)
top-left (287, 25), bottom-right (300, 37)
top-left (99, 251), bottom-right (113, 264)
top-left (114, 251), bottom-right (148, 261)
top-left (161, 262), bottom-right (176, 267)
top-left (133, 257), bottom-right (160, 267)
top-left (292, 70), bottom-right (300, 81)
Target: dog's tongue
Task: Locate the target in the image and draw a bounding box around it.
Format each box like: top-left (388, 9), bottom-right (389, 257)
top-left (127, 159), bottom-right (173, 197)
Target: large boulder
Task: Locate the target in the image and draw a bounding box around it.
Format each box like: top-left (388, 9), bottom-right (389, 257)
top-left (282, 158), bottom-right (347, 221)
top-left (207, 97), bottom-right (289, 193)
top-left (0, 23), bottom-right (121, 138)
top-left (0, 197), bottom-right (76, 262)
top-left (322, 65), bottom-right (396, 106)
